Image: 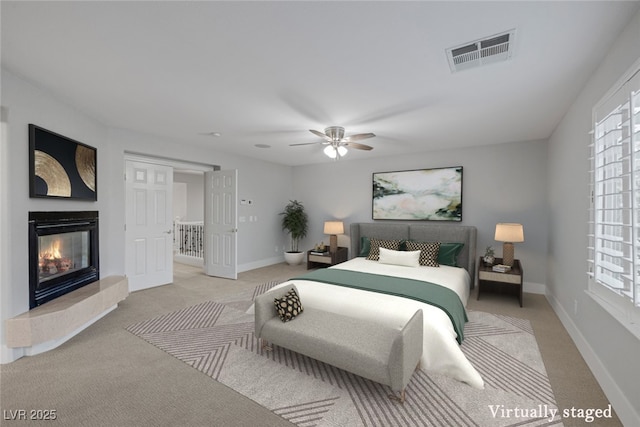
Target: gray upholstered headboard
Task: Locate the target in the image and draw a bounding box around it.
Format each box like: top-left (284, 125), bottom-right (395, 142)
top-left (349, 222), bottom-right (477, 277)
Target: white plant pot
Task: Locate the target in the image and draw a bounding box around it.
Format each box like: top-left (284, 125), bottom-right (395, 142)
top-left (284, 251), bottom-right (305, 266)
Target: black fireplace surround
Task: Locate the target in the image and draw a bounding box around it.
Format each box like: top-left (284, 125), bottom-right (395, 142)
top-left (29, 211), bottom-right (100, 309)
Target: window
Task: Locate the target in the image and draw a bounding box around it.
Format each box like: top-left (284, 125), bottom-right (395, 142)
top-left (588, 59), bottom-right (640, 337)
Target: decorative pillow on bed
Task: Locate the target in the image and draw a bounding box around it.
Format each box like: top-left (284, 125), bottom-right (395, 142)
top-left (274, 287), bottom-right (304, 322)
top-left (358, 237), bottom-right (372, 257)
top-left (366, 238), bottom-right (401, 260)
top-left (437, 242), bottom-right (465, 267)
top-left (378, 247), bottom-right (420, 267)
top-left (405, 241), bottom-right (440, 267)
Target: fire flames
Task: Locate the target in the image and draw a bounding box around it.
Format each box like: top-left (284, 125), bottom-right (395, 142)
top-left (39, 239), bottom-right (73, 275)
top-left (41, 240), bottom-right (62, 260)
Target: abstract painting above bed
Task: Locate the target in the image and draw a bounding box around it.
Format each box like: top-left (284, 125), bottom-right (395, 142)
top-left (372, 166), bottom-right (463, 221)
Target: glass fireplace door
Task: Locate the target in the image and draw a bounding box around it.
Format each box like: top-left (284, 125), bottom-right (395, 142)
top-left (38, 230), bottom-right (90, 284)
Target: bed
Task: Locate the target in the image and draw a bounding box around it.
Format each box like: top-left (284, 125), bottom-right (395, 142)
top-left (266, 222), bottom-right (484, 389)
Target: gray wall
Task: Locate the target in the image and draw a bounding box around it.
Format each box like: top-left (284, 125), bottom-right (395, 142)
top-left (546, 10), bottom-right (640, 425)
top-left (292, 139), bottom-right (549, 288)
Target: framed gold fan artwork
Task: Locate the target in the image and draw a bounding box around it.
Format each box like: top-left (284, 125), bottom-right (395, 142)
top-left (29, 124), bottom-right (97, 201)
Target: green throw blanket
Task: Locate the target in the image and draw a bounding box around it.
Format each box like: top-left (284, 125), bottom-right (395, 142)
top-left (292, 268), bottom-right (467, 344)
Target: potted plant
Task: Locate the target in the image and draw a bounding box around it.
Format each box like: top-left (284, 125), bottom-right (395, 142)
top-left (280, 200), bottom-right (308, 265)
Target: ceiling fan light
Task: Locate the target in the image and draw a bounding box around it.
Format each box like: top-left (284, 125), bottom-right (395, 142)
top-left (323, 145), bottom-right (348, 159)
top-left (323, 145), bottom-right (337, 158)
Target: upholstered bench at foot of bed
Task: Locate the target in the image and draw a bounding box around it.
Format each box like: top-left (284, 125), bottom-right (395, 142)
top-left (254, 287), bottom-right (423, 403)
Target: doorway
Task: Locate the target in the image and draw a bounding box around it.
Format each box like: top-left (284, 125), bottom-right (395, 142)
top-left (124, 153), bottom-right (237, 290)
top-left (173, 169), bottom-right (205, 267)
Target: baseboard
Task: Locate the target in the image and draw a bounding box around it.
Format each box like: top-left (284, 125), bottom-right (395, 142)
top-left (524, 281), bottom-right (546, 294)
top-left (0, 344), bottom-right (24, 364)
top-left (238, 256), bottom-right (284, 273)
top-left (546, 292), bottom-right (640, 426)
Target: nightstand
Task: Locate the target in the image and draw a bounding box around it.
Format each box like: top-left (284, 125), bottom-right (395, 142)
top-left (477, 257), bottom-right (524, 307)
top-left (307, 247), bottom-right (348, 269)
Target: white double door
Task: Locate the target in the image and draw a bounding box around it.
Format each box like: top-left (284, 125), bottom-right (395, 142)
top-left (125, 160), bottom-right (236, 292)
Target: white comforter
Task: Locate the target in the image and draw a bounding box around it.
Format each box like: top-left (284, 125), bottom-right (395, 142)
top-left (266, 258), bottom-right (484, 389)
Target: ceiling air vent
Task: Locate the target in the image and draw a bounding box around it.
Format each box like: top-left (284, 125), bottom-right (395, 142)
top-left (446, 29), bottom-right (516, 73)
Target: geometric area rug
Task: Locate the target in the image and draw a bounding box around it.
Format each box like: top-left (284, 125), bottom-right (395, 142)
top-left (126, 282), bottom-right (564, 426)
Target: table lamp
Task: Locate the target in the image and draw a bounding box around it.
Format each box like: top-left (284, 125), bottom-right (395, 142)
top-left (324, 221), bottom-right (344, 254)
top-left (494, 223), bottom-right (524, 267)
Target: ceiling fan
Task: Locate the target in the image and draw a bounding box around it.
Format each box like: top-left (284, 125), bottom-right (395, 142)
top-left (290, 126), bottom-right (375, 159)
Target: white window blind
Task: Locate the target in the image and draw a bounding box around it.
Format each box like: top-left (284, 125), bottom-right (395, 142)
top-left (589, 63), bottom-right (640, 316)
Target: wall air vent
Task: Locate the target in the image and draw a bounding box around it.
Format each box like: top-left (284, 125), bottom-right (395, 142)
top-left (446, 29), bottom-right (516, 73)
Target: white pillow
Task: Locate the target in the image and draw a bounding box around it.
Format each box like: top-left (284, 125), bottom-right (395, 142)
top-left (378, 247), bottom-right (420, 267)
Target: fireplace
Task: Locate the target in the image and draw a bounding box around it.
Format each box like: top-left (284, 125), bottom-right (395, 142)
top-left (29, 211), bottom-right (99, 309)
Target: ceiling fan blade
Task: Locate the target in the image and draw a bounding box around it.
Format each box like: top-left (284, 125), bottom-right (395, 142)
top-left (345, 142), bottom-right (374, 151)
top-left (309, 129), bottom-right (331, 141)
top-left (344, 132), bottom-right (376, 142)
top-left (290, 142), bottom-right (323, 146)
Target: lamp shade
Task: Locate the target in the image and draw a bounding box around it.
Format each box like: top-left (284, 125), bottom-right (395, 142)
top-left (324, 221), bottom-right (344, 235)
top-left (494, 223), bottom-right (524, 243)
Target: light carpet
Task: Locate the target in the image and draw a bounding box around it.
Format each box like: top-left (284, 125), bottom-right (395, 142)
top-left (126, 282), bottom-right (563, 427)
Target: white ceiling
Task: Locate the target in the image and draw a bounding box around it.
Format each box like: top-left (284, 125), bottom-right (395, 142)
top-left (2, 1), bottom-right (639, 166)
